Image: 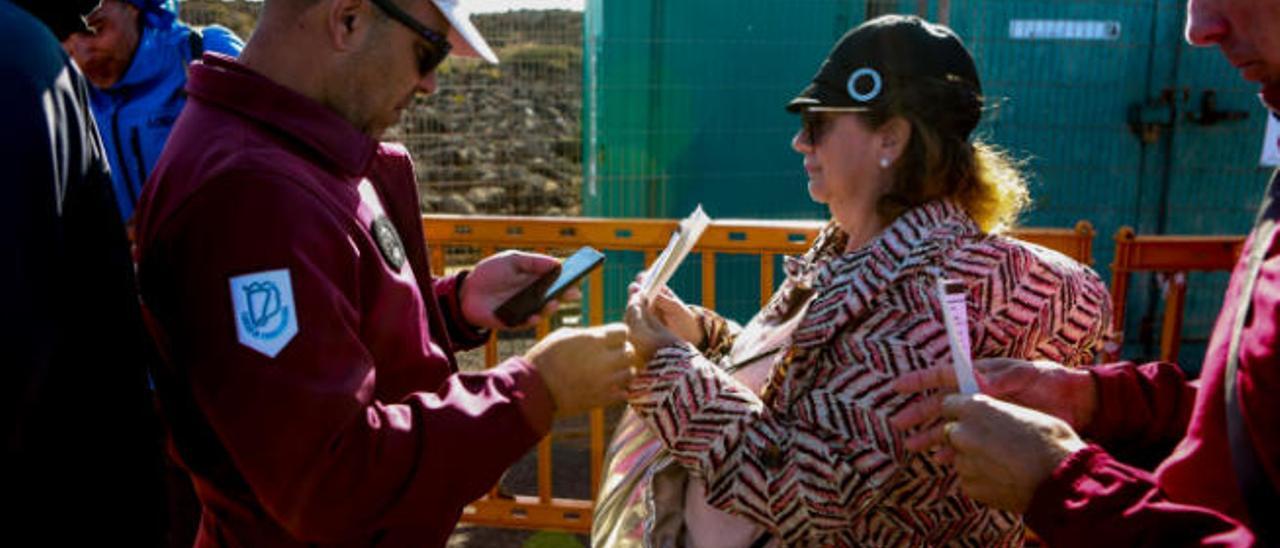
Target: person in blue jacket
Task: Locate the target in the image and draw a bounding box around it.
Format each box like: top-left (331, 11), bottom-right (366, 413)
top-left (64, 0), bottom-right (243, 224)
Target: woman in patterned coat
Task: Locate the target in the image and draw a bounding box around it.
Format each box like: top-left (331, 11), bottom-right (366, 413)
top-left (593, 15), bottom-right (1113, 547)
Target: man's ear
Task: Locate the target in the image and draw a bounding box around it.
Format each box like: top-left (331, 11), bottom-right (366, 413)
top-left (325, 0), bottom-right (371, 51)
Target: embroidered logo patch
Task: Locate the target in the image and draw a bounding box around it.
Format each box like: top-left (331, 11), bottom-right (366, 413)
top-left (229, 269), bottom-right (298, 358)
top-left (372, 216), bottom-right (407, 270)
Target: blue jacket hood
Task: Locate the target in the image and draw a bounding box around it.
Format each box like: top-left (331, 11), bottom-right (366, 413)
top-left (87, 13), bottom-right (243, 221)
top-left (122, 0), bottom-right (178, 27)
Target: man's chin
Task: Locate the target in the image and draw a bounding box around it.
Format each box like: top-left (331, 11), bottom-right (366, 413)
top-left (366, 110), bottom-right (407, 139)
top-left (84, 70), bottom-right (120, 90)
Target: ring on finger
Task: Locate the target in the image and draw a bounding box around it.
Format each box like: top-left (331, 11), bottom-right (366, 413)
top-left (943, 421), bottom-right (958, 445)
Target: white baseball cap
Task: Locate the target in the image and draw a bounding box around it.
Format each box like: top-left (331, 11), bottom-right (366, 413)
top-left (429, 0), bottom-right (499, 64)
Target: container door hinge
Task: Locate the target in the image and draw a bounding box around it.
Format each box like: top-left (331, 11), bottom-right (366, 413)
top-left (1185, 89), bottom-right (1249, 126)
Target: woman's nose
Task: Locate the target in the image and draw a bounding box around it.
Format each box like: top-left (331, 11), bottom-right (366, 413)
top-left (792, 128), bottom-right (812, 154)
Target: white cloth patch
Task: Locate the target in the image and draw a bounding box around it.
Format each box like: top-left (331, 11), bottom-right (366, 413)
top-left (1262, 112), bottom-right (1279, 167)
top-left (229, 269), bottom-right (298, 358)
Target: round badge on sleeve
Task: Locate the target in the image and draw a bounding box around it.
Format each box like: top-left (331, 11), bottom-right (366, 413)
top-left (847, 67), bottom-right (883, 103)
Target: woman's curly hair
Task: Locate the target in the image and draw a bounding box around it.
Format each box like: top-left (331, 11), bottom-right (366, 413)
top-left (860, 76), bottom-right (1029, 234)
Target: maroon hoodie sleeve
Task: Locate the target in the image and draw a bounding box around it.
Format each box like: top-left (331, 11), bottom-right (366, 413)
top-left (1082, 361), bottom-right (1197, 463)
top-left (1026, 445), bottom-right (1254, 546)
top-left (433, 271), bottom-right (492, 351)
top-left (151, 175), bottom-right (553, 541)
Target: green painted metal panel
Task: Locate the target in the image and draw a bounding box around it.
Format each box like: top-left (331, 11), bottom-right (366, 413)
top-left (949, 0), bottom-right (1269, 372)
top-left (1145, 0), bottom-right (1269, 371)
top-left (948, 1), bottom-right (1167, 365)
top-left (585, 0), bottom-right (866, 222)
top-left (584, 0), bottom-right (877, 322)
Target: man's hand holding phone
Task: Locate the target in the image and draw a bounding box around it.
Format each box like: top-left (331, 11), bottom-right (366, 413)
top-left (463, 247), bottom-right (606, 329)
top-left (461, 250), bottom-right (580, 330)
top-left (462, 248), bottom-right (633, 418)
top-left (492, 246), bottom-right (605, 327)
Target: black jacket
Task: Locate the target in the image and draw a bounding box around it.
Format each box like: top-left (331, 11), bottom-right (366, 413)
top-left (1, 1), bottom-right (166, 544)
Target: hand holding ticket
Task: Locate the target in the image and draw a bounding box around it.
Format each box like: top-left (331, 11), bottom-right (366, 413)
top-left (639, 205), bottom-right (710, 299)
top-left (937, 279), bottom-right (980, 395)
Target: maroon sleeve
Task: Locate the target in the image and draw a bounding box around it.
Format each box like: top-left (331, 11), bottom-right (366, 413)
top-left (433, 270), bottom-right (492, 351)
top-left (158, 176), bottom-right (553, 541)
top-left (1083, 361), bottom-right (1197, 462)
top-left (1238, 250), bottom-right (1280, 495)
top-left (1026, 445), bottom-right (1254, 546)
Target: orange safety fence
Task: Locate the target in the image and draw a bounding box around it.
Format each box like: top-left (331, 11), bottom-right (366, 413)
top-left (1106, 227), bottom-right (1245, 363)
top-left (420, 214), bottom-right (1097, 534)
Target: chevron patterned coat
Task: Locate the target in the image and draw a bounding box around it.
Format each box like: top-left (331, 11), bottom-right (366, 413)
top-left (614, 200), bottom-right (1111, 547)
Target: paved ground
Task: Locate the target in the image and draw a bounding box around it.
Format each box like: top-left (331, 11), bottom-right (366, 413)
top-left (448, 526), bottom-right (589, 548)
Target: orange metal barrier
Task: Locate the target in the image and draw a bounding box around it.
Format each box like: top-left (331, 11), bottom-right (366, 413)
top-left (420, 214), bottom-right (1096, 534)
top-left (1014, 220), bottom-right (1098, 267)
top-left (1107, 227), bottom-right (1245, 363)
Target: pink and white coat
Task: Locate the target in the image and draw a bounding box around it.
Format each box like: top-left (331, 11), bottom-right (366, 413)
top-left (625, 200), bottom-right (1112, 546)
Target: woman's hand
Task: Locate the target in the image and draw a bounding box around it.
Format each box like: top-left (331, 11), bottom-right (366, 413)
top-left (624, 290), bottom-right (684, 364)
top-left (628, 276), bottom-right (704, 347)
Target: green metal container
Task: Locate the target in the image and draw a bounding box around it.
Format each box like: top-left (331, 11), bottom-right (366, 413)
top-left (949, 0), bottom-right (1271, 371)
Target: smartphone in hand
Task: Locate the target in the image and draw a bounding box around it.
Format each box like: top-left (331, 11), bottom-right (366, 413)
top-left (494, 246), bottom-right (606, 327)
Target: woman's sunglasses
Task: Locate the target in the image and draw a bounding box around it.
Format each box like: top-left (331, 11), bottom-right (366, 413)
top-left (801, 110), bottom-right (834, 146)
top-left (369, 0), bottom-right (454, 75)
top-left (800, 108), bottom-right (868, 146)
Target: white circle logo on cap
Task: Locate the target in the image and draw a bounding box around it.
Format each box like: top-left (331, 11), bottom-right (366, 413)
top-left (847, 67), bottom-right (882, 103)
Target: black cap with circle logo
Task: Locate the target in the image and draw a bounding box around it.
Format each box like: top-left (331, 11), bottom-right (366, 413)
top-left (786, 14), bottom-right (984, 138)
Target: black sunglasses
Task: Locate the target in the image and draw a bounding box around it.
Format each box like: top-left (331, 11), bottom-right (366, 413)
top-left (800, 108), bottom-right (867, 145)
top-left (801, 110), bottom-right (834, 146)
top-left (368, 0), bottom-right (453, 75)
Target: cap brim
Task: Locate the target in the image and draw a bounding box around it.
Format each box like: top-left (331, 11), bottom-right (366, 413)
top-left (431, 0), bottom-right (499, 64)
top-left (785, 82), bottom-right (850, 113)
top-left (786, 97), bottom-right (821, 113)
top-left (786, 79), bottom-right (878, 113)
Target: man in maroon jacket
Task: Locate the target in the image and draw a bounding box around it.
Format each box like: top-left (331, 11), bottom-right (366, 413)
top-left (890, 0), bottom-right (1280, 545)
top-left (133, 0), bottom-right (636, 545)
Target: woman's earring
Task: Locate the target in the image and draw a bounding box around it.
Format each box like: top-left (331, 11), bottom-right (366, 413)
top-left (879, 157), bottom-right (891, 168)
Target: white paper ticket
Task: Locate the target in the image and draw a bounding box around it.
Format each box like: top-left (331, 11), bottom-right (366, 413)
top-left (640, 205), bottom-right (710, 299)
top-left (937, 279), bottom-right (980, 395)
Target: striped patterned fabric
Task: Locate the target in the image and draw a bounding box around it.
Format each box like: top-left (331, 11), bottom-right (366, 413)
top-left (614, 200), bottom-right (1111, 547)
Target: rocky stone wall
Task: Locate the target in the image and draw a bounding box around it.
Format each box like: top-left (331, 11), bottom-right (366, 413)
top-left (181, 2), bottom-right (585, 217)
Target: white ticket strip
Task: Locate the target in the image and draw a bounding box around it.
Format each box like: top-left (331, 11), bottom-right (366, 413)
top-left (937, 279), bottom-right (980, 395)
